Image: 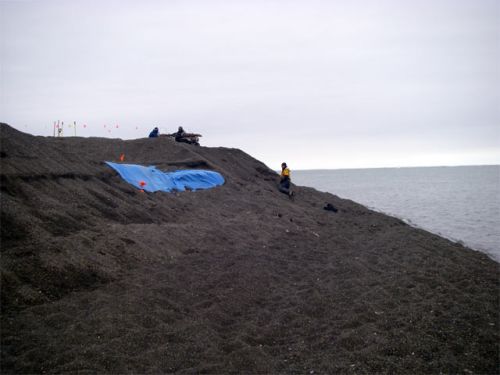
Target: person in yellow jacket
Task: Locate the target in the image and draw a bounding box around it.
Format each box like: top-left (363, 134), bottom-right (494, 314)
top-left (279, 162), bottom-right (294, 198)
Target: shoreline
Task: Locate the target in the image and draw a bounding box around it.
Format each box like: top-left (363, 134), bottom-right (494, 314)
top-left (336, 200), bottom-right (498, 262)
top-left (293, 166), bottom-right (500, 262)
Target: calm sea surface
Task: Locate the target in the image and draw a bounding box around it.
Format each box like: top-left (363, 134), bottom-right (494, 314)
top-left (293, 166), bottom-right (500, 261)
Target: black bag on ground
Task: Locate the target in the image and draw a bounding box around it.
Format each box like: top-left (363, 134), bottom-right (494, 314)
top-left (323, 203), bottom-right (338, 212)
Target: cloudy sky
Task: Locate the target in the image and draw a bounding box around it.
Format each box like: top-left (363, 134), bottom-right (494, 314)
top-left (1, 0), bottom-right (499, 169)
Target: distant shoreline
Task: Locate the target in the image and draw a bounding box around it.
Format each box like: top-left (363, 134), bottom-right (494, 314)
top-left (294, 164), bottom-right (500, 172)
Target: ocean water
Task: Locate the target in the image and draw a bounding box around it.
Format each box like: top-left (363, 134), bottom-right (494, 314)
top-left (293, 166), bottom-right (500, 261)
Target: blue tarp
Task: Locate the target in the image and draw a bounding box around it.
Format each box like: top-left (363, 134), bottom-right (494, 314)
top-left (105, 162), bottom-right (225, 193)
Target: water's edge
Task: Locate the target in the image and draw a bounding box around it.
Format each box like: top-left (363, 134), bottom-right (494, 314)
top-left (294, 166), bottom-right (500, 262)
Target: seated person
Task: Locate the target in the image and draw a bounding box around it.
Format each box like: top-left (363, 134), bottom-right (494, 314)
top-left (279, 162), bottom-right (294, 198)
top-left (174, 126), bottom-right (200, 146)
top-left (149, 127), bottom-right (159, 138)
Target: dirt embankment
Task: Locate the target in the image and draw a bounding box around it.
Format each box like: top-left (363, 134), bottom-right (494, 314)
top-left (0, 123), bottom-right (498, 374)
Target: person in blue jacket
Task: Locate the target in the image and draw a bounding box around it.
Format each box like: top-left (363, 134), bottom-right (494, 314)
top-left (149, 127), bottom-right (159, 138)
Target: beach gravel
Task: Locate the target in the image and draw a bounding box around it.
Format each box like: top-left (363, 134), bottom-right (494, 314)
top-left (1, 123), bottom-right (498, 374)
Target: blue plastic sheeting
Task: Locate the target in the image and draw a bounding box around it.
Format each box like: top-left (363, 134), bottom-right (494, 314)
top-left (105, 162), bottom-right (225, 193)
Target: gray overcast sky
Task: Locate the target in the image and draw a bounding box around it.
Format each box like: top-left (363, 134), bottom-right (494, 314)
top-left (1, 0), bottom-right (499, 169)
